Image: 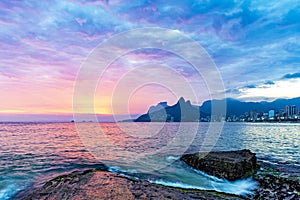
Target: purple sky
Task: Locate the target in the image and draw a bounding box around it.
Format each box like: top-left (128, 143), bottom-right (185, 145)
top-left (0, 0), bottom-right (300, 121)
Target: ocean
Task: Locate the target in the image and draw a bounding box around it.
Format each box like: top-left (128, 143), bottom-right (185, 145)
top-left (0, 122), bottom-right (299, 199)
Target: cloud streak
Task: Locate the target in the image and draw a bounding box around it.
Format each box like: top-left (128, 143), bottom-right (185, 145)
top-left (0, 0), bottom-right (299, 116)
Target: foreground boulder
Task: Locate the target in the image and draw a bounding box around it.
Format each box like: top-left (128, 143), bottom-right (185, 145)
top-left (181, 149), bottom-right (257, 181)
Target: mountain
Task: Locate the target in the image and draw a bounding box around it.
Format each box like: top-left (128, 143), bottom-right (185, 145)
top-left (134, 97), bottom-right (300, 122)
top-left (201, 97), bottom-right (300, 116)
top-left (200, 98), bottom-right (269, 116)
top-left (266, 97), bottom-right (300, 110)
top-left (135, 97), bottom-right (206, 122)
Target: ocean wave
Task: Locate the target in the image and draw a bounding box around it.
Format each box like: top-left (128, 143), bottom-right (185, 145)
top-left (149, 178), bottom-right (257, 196)
top-left (149, 179), bottom-right (206, 190)
top-left (107, 164), bottom-right (258, 196)
top-left (0, 180), bottom-right (28, 200)
top-left (191, 167), bottom-right (258, 195)
top-left (166, 156), bottom-right (180, 162)
top-left (108, 166), bottom-right (140, 180)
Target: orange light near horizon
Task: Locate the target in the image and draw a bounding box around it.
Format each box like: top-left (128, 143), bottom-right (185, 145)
top-left (94, 95), bottom-right (113, 115)
top-left (95, 107), bottom-right (112, 115)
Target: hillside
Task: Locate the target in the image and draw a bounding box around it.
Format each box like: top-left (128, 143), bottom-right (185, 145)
top-left (134, 97), bottom-right (300, 122)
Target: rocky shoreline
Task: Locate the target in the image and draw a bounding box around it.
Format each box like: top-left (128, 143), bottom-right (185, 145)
top-left (16, 150), bottom-right (299, 200)
top-left (18, 169), bottom-right (243, 200)
top-left (251, 162), bottom-right (300, 199)
top-left (17, 164), bottom-right (300, 200)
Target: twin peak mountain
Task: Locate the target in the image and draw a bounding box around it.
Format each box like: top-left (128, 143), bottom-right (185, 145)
top-left (134, 97), bottom-right (205, 122)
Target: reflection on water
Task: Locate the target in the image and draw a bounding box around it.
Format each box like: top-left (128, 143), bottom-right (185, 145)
top-left (238, 123), bottom-right (300, 168)
top-left (0, 122), bottom-right (299, 199)
top-left (221, 123), bottom-right (299, 163)
top-left (77, 122), bottom-right (202, 170)
top-left (0, 123), bottom-right (97, 200)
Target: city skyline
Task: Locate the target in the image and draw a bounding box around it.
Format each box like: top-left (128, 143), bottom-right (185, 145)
top-left (1, 1), bottom-right (300, 121)
top-left (225, 104), bottom-right (300, 122)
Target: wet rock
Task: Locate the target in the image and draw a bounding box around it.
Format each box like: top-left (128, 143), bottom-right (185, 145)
top-left (20, 170), bottom-right (243, 200)
top-left (181, 149), bottom-right (257, 180)
top-left (252, 168), bottom-right (300, 200)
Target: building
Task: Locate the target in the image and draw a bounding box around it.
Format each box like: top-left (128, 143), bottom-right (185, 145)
top-left (291, 105), bottom-right (296, 116)
top-left (286, 105), bottom-right (290, 118)
top-left (269, 110), bottom-right (275, 120)
top-left (285, 105), bottom-right (297, 118)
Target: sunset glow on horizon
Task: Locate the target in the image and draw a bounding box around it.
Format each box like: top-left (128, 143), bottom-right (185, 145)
top-left (1, 1), bottom-right (300, 121)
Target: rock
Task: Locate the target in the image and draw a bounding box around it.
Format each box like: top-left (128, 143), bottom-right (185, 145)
top-left (180, 149), bottom-right (257, 180)
top-left (252, 166), bottom-right (300, 200)
top-left (19, 170), bottom-right (243, 200)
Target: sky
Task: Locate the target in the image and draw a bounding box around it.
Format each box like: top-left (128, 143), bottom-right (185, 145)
top-left (0, 0), bottom-right (300, 121)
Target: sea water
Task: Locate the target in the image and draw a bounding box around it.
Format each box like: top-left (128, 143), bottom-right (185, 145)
top-left (0, 122), bottom-right (299, 199)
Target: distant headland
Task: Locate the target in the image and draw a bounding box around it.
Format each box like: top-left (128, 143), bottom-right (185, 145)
top-left (134, 97), bottom-right (300, 122)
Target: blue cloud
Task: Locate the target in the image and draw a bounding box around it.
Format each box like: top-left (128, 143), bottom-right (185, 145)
top-left (244, 85), bottom-right (256, 89)
top-left (282, 72), bottom-right (300, 79)
top-left (264, 80), bottom-right (275, 85)
top-left (225, 89), bottom-right (241, 95)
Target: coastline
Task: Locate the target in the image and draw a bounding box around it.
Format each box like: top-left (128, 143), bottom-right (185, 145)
top-left (17, 169), bottom-right (243, 200)
top-left (16, 161), bottom-right (299, 200)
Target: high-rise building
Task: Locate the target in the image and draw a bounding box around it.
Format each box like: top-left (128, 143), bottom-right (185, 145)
top-left (269, 110), bottom-right (275, 119)
top-left (285, 105), bottom-right (297, 118)
top-left (286, 105), bottom-right (290, 117)
top-left (291, 105), bottom-right (296, 116)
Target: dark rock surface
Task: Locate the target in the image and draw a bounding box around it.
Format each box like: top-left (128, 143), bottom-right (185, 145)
top-left (251, 164), bottom-right (300, 200)
top-left (253, 174), bottom-right (300, 199)
top-left (181, 149), bottom-right (257, 181)
top-left (20, 170), bottom-right (243, 200)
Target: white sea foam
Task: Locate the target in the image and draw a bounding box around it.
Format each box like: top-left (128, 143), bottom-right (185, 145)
top-left (149, 178), bottom-right (257, 196)
top-left (221, 179), bottom-right (258, 196)
top-left (192, 168), bottom-right (225, 182)
top-left (166, 156), bottom-right (180, 162)
top-left (0, 181), bottom-right (26, 200)
top-left (108, 164), bottom-right (257, 196)
top-left (149, 179), bottom-right (206, 190)
top-left (108, 166), bottom-right (138, 174)
top-left (108, 166), bottom-right (141, 180)
top-left (0, 185), bottom-right (15, 200)
top-left (187, 164), bottom-right (258, 195)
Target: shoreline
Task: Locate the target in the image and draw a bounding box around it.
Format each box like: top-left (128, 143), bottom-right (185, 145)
top-left (16, 161), bottom-right (299, 200)
top-left (17, 169), bottom-right (244, 200)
